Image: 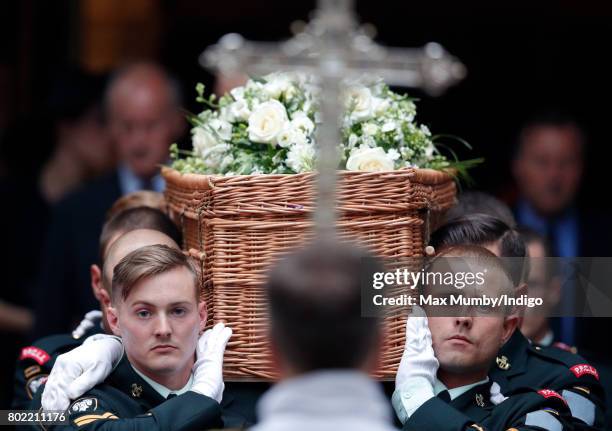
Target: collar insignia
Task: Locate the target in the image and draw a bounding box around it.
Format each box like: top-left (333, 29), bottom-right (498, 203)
top-left (131, 383), bottom-right (143, 398)
top-left (475, 393), bottom-right (485, 407)
top-left (496, 355), bottom-right (511, 370)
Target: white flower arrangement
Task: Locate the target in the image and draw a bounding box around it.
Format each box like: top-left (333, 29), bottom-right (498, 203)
top-left (171, 72), bottom-right (479, 176)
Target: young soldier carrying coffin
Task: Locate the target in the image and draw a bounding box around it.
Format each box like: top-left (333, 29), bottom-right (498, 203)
top-left (429, 215), bottom-right (605, 430)
top-left (40, 244), bottom-right (231, 431)
top-left (393, 245), bottom-right (573, 430)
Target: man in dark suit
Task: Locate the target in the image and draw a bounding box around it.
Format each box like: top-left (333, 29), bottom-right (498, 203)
top-left (512, 113), bottom-right (612, 353)
top-left (32, 62), bottom-right (184, 337)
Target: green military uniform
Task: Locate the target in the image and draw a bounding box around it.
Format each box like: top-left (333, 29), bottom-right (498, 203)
top-left (12, 312), bottom-right (104, 410)
top-left (490, 331), bottom-right (605, 430)
top-left (403, 379), bottom-right (572, 431)
top-left (36, 355), bottom-right (223, 431)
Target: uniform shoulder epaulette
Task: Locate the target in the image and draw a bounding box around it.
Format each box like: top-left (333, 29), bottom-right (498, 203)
top-left (531, 344), bottom-right (600, 381)
top-left (530, 343), bottom-right (588, 367)
top-left (27, 333), bottom-right (82, 358)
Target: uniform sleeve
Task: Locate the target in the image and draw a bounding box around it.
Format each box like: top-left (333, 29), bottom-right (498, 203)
top-left (402, 390), bottom-right (573, 431)
top-left (552, 363), bottom-right (605, 430)
top-left (487, 389), bottom-right (573, 431)
top-left (402, 397), bottom-right (473, 431)
top-left (46, 391), bottom-right (222, 431)
top-left (11, 345), bottom-right (53, 410)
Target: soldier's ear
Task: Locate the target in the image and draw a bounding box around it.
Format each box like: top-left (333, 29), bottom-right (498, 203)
top-left (107, 306), bottom-right (121, 336)
top-left (197, 301), bottom-right (208, 333)
top-left (91, 264), bottom-right (103, 300)
top-left (501, 315), bottom-right (519, 346)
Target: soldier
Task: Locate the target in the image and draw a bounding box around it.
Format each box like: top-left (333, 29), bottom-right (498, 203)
top-left (393, 245), bottom-right (572, 430)
top-left (12, 206), bottom-right (181, 410)
top-left (429, 214), bottom-right (605, 430)
top-left (44, 244), bottom-right (231, 430)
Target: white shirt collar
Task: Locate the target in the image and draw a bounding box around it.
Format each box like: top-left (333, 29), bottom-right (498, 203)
top-left (434, 376), bottom-right (489, 401)
top-left (117, 163), bottom-right (166, 195)
top-left (130, 365), bottom-right (193, 399)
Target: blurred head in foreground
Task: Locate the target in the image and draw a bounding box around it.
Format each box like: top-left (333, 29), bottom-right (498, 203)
top-left (267, 240), bottom-right (383, 377)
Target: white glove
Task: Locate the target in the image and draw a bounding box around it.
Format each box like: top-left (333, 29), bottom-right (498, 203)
top-left (41, 334), bottom-right (123, 411)
top-left (191, 322), bottom-right (232, 403)
top-left (71, 310), bottom-right (103, 339)
top-left (392, 306), bottom-right (439, 424)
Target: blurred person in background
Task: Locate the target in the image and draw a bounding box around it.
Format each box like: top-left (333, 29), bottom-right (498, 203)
top-left (512, 111), bottom-right (612, 355)
top-left (32, 62), bottom-right (185, 339)
top-left (518, 228), bottom-right (562, 348)
top-left (0, 67), bottom-right (110, 407)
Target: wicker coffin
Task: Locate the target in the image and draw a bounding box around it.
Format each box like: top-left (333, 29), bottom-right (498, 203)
top-left (162, 166), bottom-right (455, 380)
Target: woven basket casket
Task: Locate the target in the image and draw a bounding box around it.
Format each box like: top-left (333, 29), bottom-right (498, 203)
top-left (162, 166), bottom-right (456, 380)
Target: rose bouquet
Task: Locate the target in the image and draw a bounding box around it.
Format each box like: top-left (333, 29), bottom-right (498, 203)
top-left (170, 72), bottom-right (480, 177)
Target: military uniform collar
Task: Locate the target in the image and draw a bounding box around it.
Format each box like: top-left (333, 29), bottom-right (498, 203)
top-left (448, 379), bottom-right (495, 423)
top-left (496, 331), bottom-right (530, 377)
top-left (107, 356), bottom-right (166, 408)
top-left (434, 377), bottom-right (489, 401)
top-left (130, 364), bottom-right (193, 399)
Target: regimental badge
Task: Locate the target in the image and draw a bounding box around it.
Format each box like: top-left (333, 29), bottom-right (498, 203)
top-left (20, 346), bottom-right (51, 365)
top-left (131, 383), bottom-right (143, 398)
top-left (26, 374), bottom-right (48, 399)
top-left (70, 397), bottom-right (98, 414)
top-left (496, 355), bottom-right (511, 370)
top-left (537, 389), bottom-right (567, 405)
top-left (570, 364), bottom-right (599, 380)
top-left (475, 393), bottom-right (485, 408)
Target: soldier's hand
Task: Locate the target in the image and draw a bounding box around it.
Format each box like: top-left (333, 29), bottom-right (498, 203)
top-left (41, 334), bottom-right (123, 411)
top-left (392, 306), bottom-right (439, 424)
top-left (191, 322), bottom-right (232, 403)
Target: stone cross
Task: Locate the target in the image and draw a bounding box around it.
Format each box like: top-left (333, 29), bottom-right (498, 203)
top-left (201, 0), bottom-right (466, 238)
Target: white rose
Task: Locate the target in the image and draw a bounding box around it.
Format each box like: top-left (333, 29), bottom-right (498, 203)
top-left (372, 97), bottom-right (390, 115)
top-left (346, 146), bottom-right (395, 172)
top-left (344, 86), bottom-right (373, 121)
top-left (248, 100), bottom-right (289, 145)
top-left (209, 118), bottom-right (233, 141)
top-left (277, 125), bottom-right (307, 148)
top-left (227, 99), bottom-right (251, 122)
top-left (192, 127), bottom-right (218, 157)
top-left (263, 76), bottom-right (292, 98)
top-left (286, 142), bottom-right (316, 173)
top-left (290, 112), bottom-right (315, 135)
top-left (362, 122), bottom-right (379, 136)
